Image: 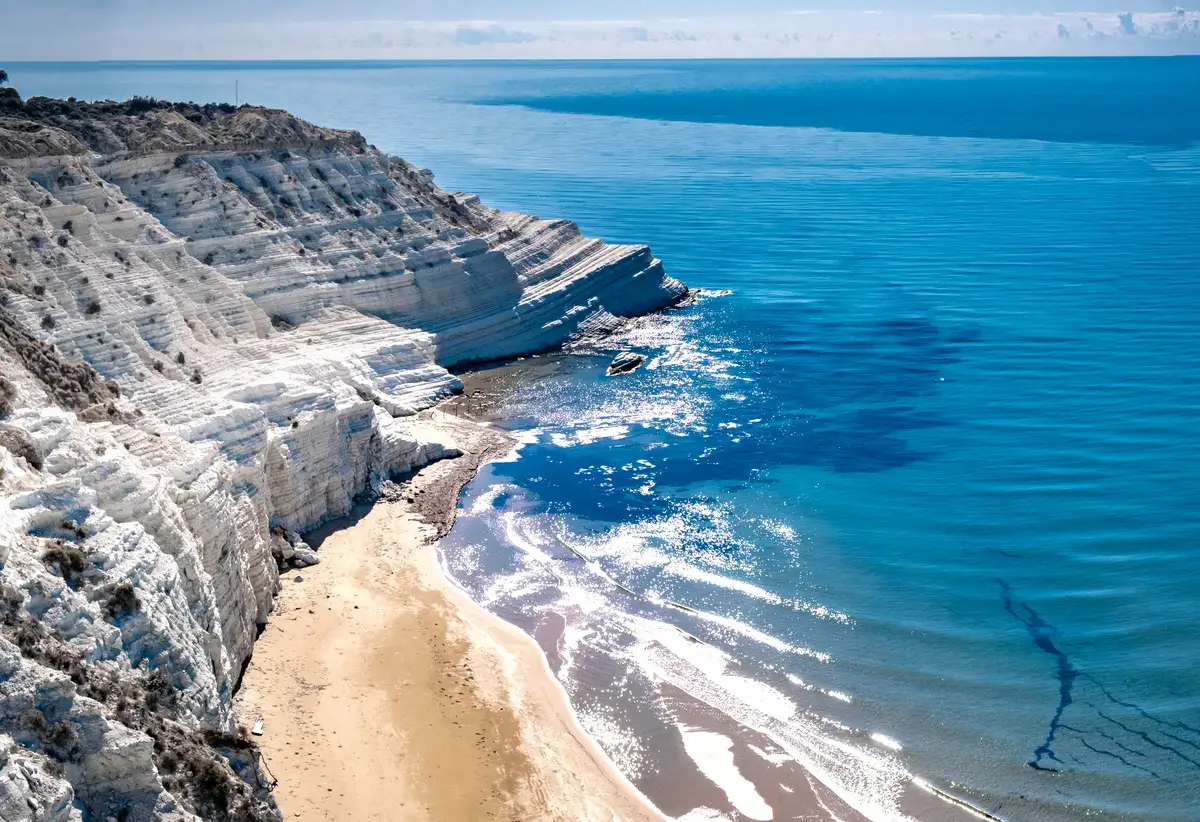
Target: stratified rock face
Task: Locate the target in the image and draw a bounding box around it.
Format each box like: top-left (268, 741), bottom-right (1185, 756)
top-left (0, 102), bottom-right (685, 820)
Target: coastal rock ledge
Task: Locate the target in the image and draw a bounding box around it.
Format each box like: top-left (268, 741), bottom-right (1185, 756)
top-left (0, 95), bottom-right (685, 821)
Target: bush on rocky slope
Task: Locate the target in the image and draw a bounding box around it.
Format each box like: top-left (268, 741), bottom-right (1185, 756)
top-left (0, 79), bottom-right (366, 158)
top-left (0, 374), bottom-right (14, 417)
top-left (1, 584), bottom-right (279, 821)
top-left (0, 304), bottom-right (118, 411)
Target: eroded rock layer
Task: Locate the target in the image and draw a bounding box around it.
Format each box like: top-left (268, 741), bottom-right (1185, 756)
top-left (0, 100), bottom-right (685, 820)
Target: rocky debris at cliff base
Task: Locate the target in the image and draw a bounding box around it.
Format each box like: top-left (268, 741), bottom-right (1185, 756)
top-left (677, 287), bottom-right (731, 306)
top-left (290, 545), bottom-right (319, 568)
top-left (269, 527), bottom-right (320, 570)
top-left (606, 351), bottom-right (646, 376)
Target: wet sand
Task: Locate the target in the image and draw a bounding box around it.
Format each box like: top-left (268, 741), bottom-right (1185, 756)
top-left (234, 410), bottom-right (662, 821)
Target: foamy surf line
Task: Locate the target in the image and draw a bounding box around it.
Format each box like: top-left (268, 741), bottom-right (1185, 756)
top-left (542, 531), bottom-right (831, 661)
top-left (443, 501), bottom-right (1002, 822)
top-left (441, 367), bottom-right (1000, 822)
top-left (632, 627), bottom-right (1005, 822)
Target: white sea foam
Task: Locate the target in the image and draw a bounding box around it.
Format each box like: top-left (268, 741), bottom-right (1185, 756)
top-left (665, 561), bottom-right (784, 604)
top-left (689, 608), bottom-right (830, 662)
top-left (677, 808), bottom-right (736, 822)
top-left (501, 511), bottom-right (556, 565)
top-left (871, 734), bottom-right (903, 751)
top-left (550, 424), bottom-right (631, 448)
top-left (641, 621), bottom-right (799, 723)
top-left (679, 727), bottom-right (774, 821)
top-left (630, 621), bottom-right (916, 822)
top-left (786, 674), bottom-right (855, 704)
top-left (493, 427), bottom-right (542, 463)
top-left (455, 498), bottom-right (914, 822)
top-left (747, 743), bottom-right (793, 766)
top-left (509, 505), bottom-right (853, 656)
top-left (468, 483), bottom-right (516, 515)
top-left (556, 622), bottom-right (595, 686)
top-left (478, 568), bottom-right (544, 607)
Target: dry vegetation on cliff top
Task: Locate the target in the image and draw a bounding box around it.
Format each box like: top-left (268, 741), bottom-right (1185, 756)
top-left (0, 83), bottom-right (367, 159)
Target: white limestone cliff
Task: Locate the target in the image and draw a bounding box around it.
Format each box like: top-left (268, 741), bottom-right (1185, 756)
top-left (0, 102), bottom-right (685, 820)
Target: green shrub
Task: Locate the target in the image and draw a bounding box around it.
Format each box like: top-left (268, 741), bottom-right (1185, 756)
top-left (42, 542), bottom-right (88, 587)
top-left (21, 709), bottom-right (47, 733)
top-left (0, 376), bottom-right (15, 417)
top-left (43, 720), bottom-right (81, 762)
top-left (104, 582), bottom-right (140, 619)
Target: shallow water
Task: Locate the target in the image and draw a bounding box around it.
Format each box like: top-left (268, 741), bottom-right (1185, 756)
top-left (10, 58), bottom-right (1200, 821)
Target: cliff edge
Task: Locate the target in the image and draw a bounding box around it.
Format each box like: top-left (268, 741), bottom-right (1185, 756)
top-left (0, 87), bottom-right (685, 821)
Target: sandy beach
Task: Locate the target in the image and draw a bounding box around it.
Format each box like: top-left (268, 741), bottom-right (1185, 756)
top-left (234, 411), bottom-right (662, 822)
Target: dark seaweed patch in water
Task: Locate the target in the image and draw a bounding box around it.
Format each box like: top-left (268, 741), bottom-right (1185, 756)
top-left (1086, 677), bottom-right (1200, 751)
top-left (998, 580), bottom-right (1078, 771)
top-left (947, 326), bottom-right (983, 344)
top-left (730, 303), bottom-right (962, 474)
top-left (490, 295), bottom-right (969, 528)
top-left (999, 581), bottom-right (1200, 782)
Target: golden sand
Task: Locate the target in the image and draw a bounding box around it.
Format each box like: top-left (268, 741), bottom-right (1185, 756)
top-left (234, 413), bottom-right (661, 822)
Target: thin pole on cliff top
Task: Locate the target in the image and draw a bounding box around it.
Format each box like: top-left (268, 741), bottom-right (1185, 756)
top-left (235, 79), bottom-right (239, 107)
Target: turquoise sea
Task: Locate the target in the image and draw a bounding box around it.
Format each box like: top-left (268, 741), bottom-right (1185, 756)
top-left (8, 59), bottom-right (1199, 821)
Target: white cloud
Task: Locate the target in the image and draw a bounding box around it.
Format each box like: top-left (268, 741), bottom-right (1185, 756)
top-left (2, 9), bottom-right (1199, 59)
top-left (451, 24), bottom-right (540, 45)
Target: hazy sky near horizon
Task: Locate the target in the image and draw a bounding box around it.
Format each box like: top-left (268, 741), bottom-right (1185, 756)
top-left (3, 1), bottom-right (1199, 59)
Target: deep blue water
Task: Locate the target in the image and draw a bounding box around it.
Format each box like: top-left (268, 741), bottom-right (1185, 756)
top-left (8, 59), bottom-right (1199, 822)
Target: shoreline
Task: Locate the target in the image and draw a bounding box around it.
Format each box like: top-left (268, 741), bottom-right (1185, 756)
top-left (422, 361), bottom-right (986, 822)
top-left (233, 409), bottom-right (663, 821)
top-left (233, 358), bottom-right (986, 822)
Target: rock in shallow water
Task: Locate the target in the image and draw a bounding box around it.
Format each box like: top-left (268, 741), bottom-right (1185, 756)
top-left (606, 351), bottom-right (646, 376)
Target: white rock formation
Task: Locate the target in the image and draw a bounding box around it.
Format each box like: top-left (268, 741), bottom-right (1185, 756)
top-left (0, 731), bottom-right (83, 822)
top-left (0, 102), bottom-right (684, 819)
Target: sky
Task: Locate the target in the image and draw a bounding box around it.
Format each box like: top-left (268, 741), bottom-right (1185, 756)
top-left (2, 1), bottom-right (1199, 59)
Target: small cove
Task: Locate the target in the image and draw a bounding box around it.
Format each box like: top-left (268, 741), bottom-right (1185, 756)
top-left (14, 58), bottom-right (1199, 821)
